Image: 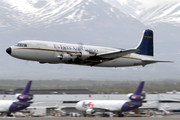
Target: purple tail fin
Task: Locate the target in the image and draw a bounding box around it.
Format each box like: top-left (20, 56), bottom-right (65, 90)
top-left (17, 81), bottom-right (33, 101)
top-left (134, 81), bottom-right (144, 95)
top-left (10, 81), bottom-right (33, 112)
top-left (128, 81), bottom-right (145, 101)
top-left (122, 81), bottom-right (145, 111)
top-left (21, 81), bottom-right (32, 95)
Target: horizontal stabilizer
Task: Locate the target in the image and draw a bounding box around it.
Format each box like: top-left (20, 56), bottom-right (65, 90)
top-left (97, 49), bottom-right (139, 59)
top-left (13, 102), bottom-right (29, 107)
top-left (126, 102), bottom-right (139, 107)
top-left (142, 60), bottom-right (173, 64)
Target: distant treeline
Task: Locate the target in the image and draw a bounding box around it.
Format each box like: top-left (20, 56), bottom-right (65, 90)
top-left (0, 80), bottom-right (180, 93)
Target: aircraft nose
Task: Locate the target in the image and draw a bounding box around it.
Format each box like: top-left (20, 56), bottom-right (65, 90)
top-left (6, 47), bottom-right (12, 55)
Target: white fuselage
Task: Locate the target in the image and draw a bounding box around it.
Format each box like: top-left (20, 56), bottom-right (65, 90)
top-left (0, 100), bottom-right (14, 112)
top-left (9, 40), bottom-right (153, 67)
top-left (76, 100), bottom-right (126, 112)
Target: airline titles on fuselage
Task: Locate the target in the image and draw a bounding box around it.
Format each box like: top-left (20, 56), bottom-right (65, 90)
top-left (82, 101), bottom-right (94, 108)
top-left (53, 44), bottom-right (98, 53)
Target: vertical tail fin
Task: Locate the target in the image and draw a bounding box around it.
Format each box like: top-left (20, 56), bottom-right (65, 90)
top-left (136, 29), bottom-right (153, 56)
top-left (22, 81), bottom-right (32, 95)
top-left (17, 81), bottom-right (33, 101)
top-left (123, 81), bottom-right (145, 111)
top-left (133, 81), bottom-right (145, 95)
top-left (128, 81), bottom-right (145, 101)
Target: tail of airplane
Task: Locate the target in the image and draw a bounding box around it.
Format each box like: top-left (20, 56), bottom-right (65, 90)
top-left (21, 81), bottom-right (32, 95)
top-left (122, 81), bottom-right (145, 112)
top-left (9, 81), bottom-right (33, 112)
top-left (135, 29), bottom-right (173, 66)
top-left (128, 81), bottom-right (145, 102)
top-left (17, 81), bottom-right (33, 102)
top-left (136, 29), bottom-right (153, 56)
top-left (133, 81), bottom-right (145, 95)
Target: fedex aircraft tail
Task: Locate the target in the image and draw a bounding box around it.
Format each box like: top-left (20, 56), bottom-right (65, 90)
top-left (128, 81), bottom-right (145, 102)
top-left (17, 81), bottom-right (33, 102)
top-left (133, 81), bottom-right (144, 95)
top-left (136, 29), bottom-right (153, 56)
top-left (9, 81), bottom-right (33, 112)
top-left (21, 81), bottom-right (32, 95)
top-left (122, 81), bottom-right (145, 112)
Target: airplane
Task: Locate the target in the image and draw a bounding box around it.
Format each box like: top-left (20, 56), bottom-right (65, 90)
top-left (0, 81), bottom-right (33, 116)
top-left (6, 29), bottom-right (171, 67)
top-left (75, 81), bottom-right (145, 117)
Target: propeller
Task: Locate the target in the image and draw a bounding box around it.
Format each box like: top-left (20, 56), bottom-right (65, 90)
top-left (77, 42), bottom-right (87, 64)
top-left (78, 42), bottom-right (83, 52)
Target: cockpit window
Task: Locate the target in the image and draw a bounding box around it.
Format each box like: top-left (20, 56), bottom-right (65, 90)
top-left (17, 43), bottom-right (27, 47)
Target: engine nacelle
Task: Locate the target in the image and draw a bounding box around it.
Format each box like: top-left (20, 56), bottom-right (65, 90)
top-left (128, 93), bottom-right (145, 101)
top-left (86, 109), bottom-right (95, 115)
top-left (16, 94), bottom-right (33, 101)
top-left (79, 51), bottom-right (90, 61)
top-left (15, 94), bottom-right (21, 99)
top-left (60, 53), bottom-right (71, 62)
top-left (127, 93), bottom-right (133, 98)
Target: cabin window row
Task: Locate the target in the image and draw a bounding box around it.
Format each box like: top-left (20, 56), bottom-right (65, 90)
top-left (17, 43), bottom-right (27, 47)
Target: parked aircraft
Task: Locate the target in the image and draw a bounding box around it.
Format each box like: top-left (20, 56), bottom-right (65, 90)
top-left (6, 29), bottom-right (171, 67)
top-left (0, 81), bottom-right (33, 115)
top-left (75, 81), bottom-right (145, 117)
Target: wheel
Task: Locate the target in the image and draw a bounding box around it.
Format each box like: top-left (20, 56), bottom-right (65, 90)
top-left (118, 113), bottom-right (124, 117)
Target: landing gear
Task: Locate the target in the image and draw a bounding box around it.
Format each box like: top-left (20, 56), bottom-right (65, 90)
top-left (117, 112), bottom-right (124, 117)
top-left (102, 112), bottom-right (109, 117)
top-left (1, 112), bottom-right (13, 117)
top-left (83, 114), bottom-right (87, 117)
top-left (7, 112), bottom-right (13, 117)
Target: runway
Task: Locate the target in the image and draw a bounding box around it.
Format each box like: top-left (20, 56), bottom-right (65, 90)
top-left (2, 116), bottom-right (180, 120)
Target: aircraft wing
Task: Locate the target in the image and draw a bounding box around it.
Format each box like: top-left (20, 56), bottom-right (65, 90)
top-left (97, 49), bottom-right (139, 59)
top-left (60, 106), bottom-right (76, 111)
top-left (92, 107), bottom-right (110, 112)
top-left (56, 106), bottom-right (77, 113)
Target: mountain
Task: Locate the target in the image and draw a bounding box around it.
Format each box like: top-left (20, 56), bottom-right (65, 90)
top-left (0, 0), bottom-right (145, 47)
top-left (0, 0), bottom-right (179, 81)
top-left (105, 0), bottom-right (180, 27)
top-left (105, 0), bottom-right (180, 64)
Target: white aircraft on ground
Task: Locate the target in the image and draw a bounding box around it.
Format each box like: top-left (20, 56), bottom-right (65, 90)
top-left (6, 29), bottom-right (171, 67)
top-left (75, 81), bottom-right (145, 117)
top-left (0, 81), bottom-right (33, 116)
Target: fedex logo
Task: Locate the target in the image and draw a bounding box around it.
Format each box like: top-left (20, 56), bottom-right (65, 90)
top-left (131, 95), bottom-right (137, 99)
top-left (19, 95), bottom-right (25, 99)
top-left (82, 102), bottom-right (94, 108)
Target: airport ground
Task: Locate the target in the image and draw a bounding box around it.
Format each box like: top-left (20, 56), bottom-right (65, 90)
top-left (2, 115), bottom-right (180, 120)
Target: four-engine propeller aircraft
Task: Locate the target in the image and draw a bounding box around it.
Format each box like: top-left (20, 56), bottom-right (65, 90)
top-left (75, 81), bottom-right (145, 117)
top-left (0, 81), bottom-right (33, 116)
top-left (6, 29), bottom-right (171, 67)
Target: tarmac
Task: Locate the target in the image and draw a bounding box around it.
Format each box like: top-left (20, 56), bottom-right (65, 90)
top-left (2, 115), bottom-right (180, 120)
